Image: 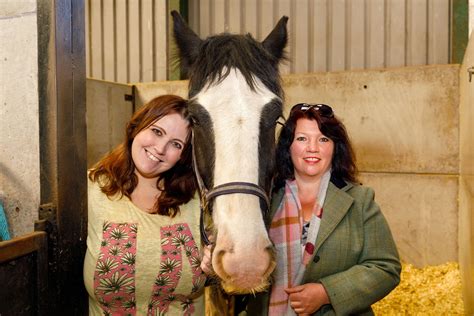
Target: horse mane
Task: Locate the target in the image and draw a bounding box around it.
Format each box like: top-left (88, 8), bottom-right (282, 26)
top-left (183, 33), bottom-right (285, 98)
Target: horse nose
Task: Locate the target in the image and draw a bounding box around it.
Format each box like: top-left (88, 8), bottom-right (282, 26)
top-left (213, 239), bottom-right (275, 293)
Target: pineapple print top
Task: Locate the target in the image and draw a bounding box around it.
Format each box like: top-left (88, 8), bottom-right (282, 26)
top-left (84, 179), bottom-right (206, 316)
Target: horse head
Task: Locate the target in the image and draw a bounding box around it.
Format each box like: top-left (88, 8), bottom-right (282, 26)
top-left (172, 11), bottom-right (288, 294)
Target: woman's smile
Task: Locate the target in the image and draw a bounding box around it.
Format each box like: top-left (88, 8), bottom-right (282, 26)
top-left (145, 149), bottom-right (162, 162)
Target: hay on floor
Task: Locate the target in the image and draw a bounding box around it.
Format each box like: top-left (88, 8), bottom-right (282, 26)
top-left (372, 262), bottom-right (465, 315)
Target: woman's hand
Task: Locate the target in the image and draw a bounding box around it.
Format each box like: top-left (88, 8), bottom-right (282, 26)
top-left (200, 244), bottom-right (214, 275)
top-left (285, 283), bottom-right (330, 315)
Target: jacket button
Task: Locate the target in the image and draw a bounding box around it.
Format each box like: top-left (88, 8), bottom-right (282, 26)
top-left (313, 255), bottom-right (320, 263)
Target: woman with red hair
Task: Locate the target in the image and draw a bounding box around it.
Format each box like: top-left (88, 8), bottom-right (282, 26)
top-left (84, 95), bottom-right (206, 315)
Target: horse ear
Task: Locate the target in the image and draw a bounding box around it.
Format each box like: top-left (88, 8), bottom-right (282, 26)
top-left (171, 10), bottom-right (202, 66)
top-left (262, 16), bottom-right (289, 60)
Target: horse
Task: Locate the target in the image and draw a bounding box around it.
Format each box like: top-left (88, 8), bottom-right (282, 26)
top-left (171, 11), bottom-right (288, 295)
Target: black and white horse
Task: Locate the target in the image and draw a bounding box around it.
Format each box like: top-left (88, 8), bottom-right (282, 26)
top-left (172, 11), bottom-right (288, 294)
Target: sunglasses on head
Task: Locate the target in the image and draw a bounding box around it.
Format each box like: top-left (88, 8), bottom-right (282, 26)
top-left (290, 103), bottom-right (334, 118)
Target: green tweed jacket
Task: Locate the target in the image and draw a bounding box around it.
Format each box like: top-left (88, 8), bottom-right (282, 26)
top-left (243, 178), bottom-right (401, 316)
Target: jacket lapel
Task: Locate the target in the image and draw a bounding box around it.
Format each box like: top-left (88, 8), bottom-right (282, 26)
top-left (313, 181), bottom-right (354, 254)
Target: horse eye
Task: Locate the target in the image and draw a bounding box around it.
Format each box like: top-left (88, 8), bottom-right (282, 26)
top-left (191, 116), bottom-right (199, 126)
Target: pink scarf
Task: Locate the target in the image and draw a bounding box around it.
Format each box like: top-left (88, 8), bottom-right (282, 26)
top-left (268, 171), bottom-right (330, 315)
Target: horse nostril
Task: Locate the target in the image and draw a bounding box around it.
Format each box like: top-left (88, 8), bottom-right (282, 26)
top-left (213, 248), bottom-right (232, 280)
top-left (266, 244), bottom-right (275, 258)
top-left (264, 245), bottom-right (277, 276)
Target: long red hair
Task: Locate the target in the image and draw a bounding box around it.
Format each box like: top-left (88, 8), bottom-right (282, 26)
top-left (89, 95), bottom-right (196, 217)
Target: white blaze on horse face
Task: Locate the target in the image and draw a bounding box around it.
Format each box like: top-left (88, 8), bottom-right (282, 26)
top-left (196, 68), bottom-right (278, 292)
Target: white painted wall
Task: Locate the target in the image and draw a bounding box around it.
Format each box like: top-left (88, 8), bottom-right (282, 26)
top-left (0, 1), bottom-right (40, 238)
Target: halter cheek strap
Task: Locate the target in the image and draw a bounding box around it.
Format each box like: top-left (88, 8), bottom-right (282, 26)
top-left (191, 131), bottom-right (271, 246)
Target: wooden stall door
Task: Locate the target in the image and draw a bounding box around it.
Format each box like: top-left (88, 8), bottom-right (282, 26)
top-left (0, 232), bottom-right (48, 315)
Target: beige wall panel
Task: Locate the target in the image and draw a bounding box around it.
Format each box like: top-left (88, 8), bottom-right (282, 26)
top-left (407, 0), bottom-right (428, 66)
top-left (228, 0), bottom-right (242, 33)
top-left (459, 33), bottom-right (474, 314)
top-left (90, 0), bottom-right (103, 78)
top-left (141, 0), bottom-right (154, 82)
top-left (328, 0), bottom-right (346, 71)
top-left (428, 0), bottom-right (450, 64)
top-left (103, 0), bottom-right (116, 81)
top-left (200, 0), bottom-right (211, 37)
top-left (116, 0), bottom-right (128, 83)
top-left (293, 0), bottom-right (309, 73)
top-left (281, 65), bottom-right (459, 174)
top-left (242, 0), bottom-right (257, 37)
top-left (347, 0), bottom-right (365, 70)
top-left (311, 0), bottom-right (328, 73)
top-left (128, 1), bottom-right (140, 83)
top-left (386, 0), bottom-right (406, 67)
top-left (359, 173), bottom-right (458, 267)
top-left (212, 0), bottom-right (225, 33)
top-left (134, 80), bottom-right (189, 107)
top-left (366, 0), bottom-right (385, 68)
top-left (155, 1), bottom-right (167, 81)
top-left (86, 79), bottom-right (133, 167)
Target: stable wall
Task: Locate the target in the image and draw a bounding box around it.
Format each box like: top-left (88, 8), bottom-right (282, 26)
top-left (0, 2), bottom-right (40, 238)
top-left (86, 63), bottom-right (471, 312)
top-left (88, 64), bottom-right (461, 267)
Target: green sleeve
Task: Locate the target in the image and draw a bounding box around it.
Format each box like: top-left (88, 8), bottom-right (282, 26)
top-left (319, 188), bottom-right (401, 315)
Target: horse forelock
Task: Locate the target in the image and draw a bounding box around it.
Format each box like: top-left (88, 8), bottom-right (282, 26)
top-left (187, 34), bottom-right (282, 99)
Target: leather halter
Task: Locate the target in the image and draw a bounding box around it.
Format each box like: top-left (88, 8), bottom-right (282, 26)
top-left (191, 131), bottom-right (271, 246)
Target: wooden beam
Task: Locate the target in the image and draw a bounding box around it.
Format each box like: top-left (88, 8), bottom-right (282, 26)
top-left (0, 232), bottom-right (47, 263)
top-left (37, 0), bottom-right (88, 314)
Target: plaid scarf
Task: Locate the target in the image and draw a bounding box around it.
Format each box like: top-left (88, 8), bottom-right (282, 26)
top-left (268, 171), bottom-right (331, 316)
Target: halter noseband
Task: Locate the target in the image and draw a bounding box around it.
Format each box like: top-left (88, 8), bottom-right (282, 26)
top-left (191, 131), bottom-right (271, 246)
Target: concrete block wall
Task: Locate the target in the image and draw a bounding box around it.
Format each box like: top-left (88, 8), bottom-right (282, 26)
top-left (0, 2), bottom-right (40, 238)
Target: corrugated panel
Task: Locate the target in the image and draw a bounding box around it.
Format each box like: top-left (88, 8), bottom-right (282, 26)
top-left (86, 0), bottom-right (452, 82)
top-left (188, 0), bottom-right (451, 73)
top-left (86, 0), bottom-right (169, 83)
